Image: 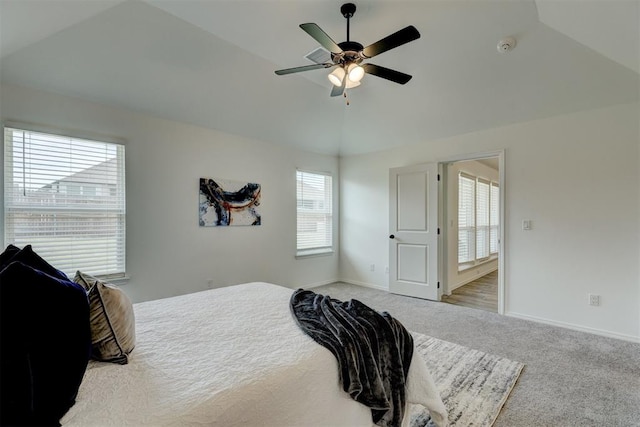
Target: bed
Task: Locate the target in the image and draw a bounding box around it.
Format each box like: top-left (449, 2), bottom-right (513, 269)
top-left (60, 282), bottom-right (447, 427)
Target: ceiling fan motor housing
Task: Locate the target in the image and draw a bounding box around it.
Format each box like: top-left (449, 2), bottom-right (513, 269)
top-left (333, 41), bottom-right (365, 65)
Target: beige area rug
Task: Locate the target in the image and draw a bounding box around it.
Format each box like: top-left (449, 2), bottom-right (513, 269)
top-left (409, 332), bottom-right (524, 427)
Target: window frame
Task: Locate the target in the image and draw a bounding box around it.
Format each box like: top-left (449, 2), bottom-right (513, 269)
top-left (295, 169), bottom-right (334, 258)
top-left (3, 124), bottom-right (127, 280)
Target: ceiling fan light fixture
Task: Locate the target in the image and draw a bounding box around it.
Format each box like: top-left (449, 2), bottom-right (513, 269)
top-left (328, 67), bottom-right (346, 86)
top-left (345, 79), bottom-right (361, 89)
top-left (347, 63), bottom-right (365, 82)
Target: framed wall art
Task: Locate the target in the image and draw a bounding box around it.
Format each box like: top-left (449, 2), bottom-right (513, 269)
top-left (199, 177), bottom-right (261, 226)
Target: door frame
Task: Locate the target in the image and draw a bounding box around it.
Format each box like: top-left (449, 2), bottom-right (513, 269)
top-left (440, 149), bottom-right (506, 314)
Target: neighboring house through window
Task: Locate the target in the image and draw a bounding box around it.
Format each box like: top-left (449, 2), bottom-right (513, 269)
top-left (3, 126), bottom-right (126, 279)
top-left (296, 170), bottom-right (333, 256)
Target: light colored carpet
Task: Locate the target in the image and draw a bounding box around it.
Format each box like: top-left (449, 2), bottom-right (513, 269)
top-left (410, 332), bottom-right (524, 427)
top-left (315, 282), bottom-right (640, 426)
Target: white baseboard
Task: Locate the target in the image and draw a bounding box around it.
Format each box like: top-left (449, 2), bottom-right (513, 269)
top-left (302, 279), bottom-right (340, 289)
top-left (307, 281), bottom-right (639, 343)
top-left (339, 279), bottom-right (388, 291)
top-left (450, 266), bottom-right (498, 292)
top-left (506, 311), bottom-right (640, 343)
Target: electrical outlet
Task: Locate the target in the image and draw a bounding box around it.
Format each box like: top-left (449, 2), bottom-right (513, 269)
top-left (385, 266), bottom-right (389, 274)
top-left (207, 279), bottom-right (214, 289)
top-left (588, 294), bottom-right (600, 306)
top-left (370, 264), bottom-right (375, 272)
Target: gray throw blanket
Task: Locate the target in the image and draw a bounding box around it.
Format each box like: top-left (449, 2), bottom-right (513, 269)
top-left (290, 289), bottom-right (413, 427)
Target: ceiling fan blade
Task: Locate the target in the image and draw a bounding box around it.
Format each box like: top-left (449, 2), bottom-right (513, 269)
top-left (330, 74), bottom-right (347, 97)
top-left (362, 25), bottom-right (421, 58)
top-left (362, 63), bottom-right (413, 84)
top-left (275, 63), bottom-right (333, 75)
top-left (300, 23), bottom-right (343, 54)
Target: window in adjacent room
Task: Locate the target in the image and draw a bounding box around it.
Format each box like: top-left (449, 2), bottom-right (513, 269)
top-left (458, 171), bottom-right (498, 270)
top-left (296, 170), bottom-right (333, 257)
top-left (3, 126), bottom-right (126, 279)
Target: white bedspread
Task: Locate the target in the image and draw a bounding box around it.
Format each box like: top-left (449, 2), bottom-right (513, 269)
top-left (62, 282), bottom-right (446, 427)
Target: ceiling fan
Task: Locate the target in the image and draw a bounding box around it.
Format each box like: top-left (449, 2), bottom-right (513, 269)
top-left (275, 3), bottom-right (421, 98)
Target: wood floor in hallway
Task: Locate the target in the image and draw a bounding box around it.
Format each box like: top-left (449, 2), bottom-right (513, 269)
top-left (442, 270), bottom-right (498, 313)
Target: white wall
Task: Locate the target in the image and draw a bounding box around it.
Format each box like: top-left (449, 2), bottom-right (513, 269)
top-left (0, 84), bottom-right (340, 303)
top-left (339, 102), bottom-right (640, 342)
top-left (445, 160), bottom-right (499, 293)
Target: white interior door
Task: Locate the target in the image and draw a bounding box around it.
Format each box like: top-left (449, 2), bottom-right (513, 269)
top-left (389, 163), bottom-right (440, 300)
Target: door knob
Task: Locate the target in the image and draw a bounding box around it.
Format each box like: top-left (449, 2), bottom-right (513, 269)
top-left (389, 234), bottom-right (395, 239)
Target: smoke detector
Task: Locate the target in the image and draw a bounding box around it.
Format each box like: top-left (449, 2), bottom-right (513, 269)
top-left (497, 37), bottom-right (516, 53)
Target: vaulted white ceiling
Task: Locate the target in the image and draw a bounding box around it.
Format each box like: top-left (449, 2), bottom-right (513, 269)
top-left (1, 0), bottom-right (638, 156)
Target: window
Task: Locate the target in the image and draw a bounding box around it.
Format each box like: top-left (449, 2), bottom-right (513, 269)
top-left (458, 174), bottom-right (475, 264)
top-left (458, 171), bottom-right (499, 270)
top-left (3, 126), bottom-right (126, 278)
top-left (296, 170), bottom-right (332, 256)
top-left (489, 182), bottom-right (499, 254)
top-left (476, 179), bottom-right (490, 259)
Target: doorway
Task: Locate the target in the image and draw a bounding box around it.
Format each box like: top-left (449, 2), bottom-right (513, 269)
top-left (441, 154), bottom-right (503, 314)
top-left (387, 151), bottom-right (505, 314)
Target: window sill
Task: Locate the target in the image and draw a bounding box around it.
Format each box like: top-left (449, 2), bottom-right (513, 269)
top-left (458, 255), bottom-right (498, 273)
top-left (296, 249), bottom-right (334, 259)
top-left (97, 274), bottom-right (130, 285)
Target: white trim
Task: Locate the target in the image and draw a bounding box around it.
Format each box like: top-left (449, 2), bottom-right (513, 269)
top-left (299, 279), bottom-right (340, 289)
top-left (458, 255), bottom-right (498, 272)
top-left (339, 278), bottom-right (388, 291)
top-left (506, 311), bottom-right (640, 343)
top-left (451, 265), bottom-right (498, 292)
top-left (295, 248), bottom-right (334, 258)
top-left (100, 275), bottom-right (130, 285)
top-left (497, 152), bottom-right (505, 315)
top-left (438, 149), bottom-right (506, 315)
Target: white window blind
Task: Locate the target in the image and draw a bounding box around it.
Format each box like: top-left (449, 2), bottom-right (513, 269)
top-left (458, 171), bottom-right (499, 269)
top-left (3, 127), bottom-right (126, 278)
top-left (476, 179), bottom-right (490, 259)
top-left (490, 182), bottom-right (499, 254)
top-left (458, 173), bottom-right (475, 264)
top-left (296, 170), bottom-right (332, 256)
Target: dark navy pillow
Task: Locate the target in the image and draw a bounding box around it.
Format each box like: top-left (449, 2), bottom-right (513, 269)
top-left (0, 245), bottom-right (69, 281)
top-left (0, 261), bottom-right (91, 426)
top-left (0, 244), bottom-right (21, 271)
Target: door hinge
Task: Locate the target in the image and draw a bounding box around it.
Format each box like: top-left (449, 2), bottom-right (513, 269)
top-left (437, 174), bottom-right (441, 181)
top-left (437, 282), bottom-right (440, 289)
top-left (437, 227), bottom-right (440, 235)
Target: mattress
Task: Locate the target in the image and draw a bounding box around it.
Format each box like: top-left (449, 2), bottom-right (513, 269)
top-left (61, 282), bottom-right (446, 426)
